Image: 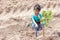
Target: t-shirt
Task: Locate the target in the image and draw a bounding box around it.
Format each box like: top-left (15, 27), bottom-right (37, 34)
top-left (32, 13), bottom-right (42, 24)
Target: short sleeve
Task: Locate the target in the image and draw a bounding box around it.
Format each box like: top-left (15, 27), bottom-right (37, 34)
top-left (39, 13), bottom-right (42, 19)
top-left (32, 15), bottom-right (35, 21)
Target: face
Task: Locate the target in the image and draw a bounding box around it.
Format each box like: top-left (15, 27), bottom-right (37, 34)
top-left (34, 9), bottom-right (40, 15)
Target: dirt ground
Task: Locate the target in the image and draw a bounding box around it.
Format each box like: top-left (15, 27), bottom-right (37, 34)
top-left (0, 0), bottom-right (60, 40)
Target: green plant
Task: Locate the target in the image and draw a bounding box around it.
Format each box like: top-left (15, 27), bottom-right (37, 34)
top-left (41, 10), bottom-right (52, 27)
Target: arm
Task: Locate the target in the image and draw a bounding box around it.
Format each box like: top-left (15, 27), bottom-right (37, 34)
top-left (32, 16), bottom-right (38, 27)
top-left (38, 13), bottom-right (44, 22)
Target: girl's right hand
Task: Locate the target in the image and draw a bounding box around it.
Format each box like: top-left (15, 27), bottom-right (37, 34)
top-left (35, 24), bottom-right (38, 28)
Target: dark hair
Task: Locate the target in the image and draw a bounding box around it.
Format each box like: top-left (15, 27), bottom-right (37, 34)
top-left (34, 4), bottom-right (41, 11)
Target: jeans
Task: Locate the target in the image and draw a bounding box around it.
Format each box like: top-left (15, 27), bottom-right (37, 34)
top-left (32, 24), bottom-right (42, 37)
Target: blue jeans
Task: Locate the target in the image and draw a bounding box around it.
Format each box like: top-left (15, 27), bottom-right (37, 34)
top-left (32, 24), bottom-right (42, 37)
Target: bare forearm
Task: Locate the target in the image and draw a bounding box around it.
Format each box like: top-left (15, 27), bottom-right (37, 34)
top-left (33, 19), bottom-right (37, 25)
